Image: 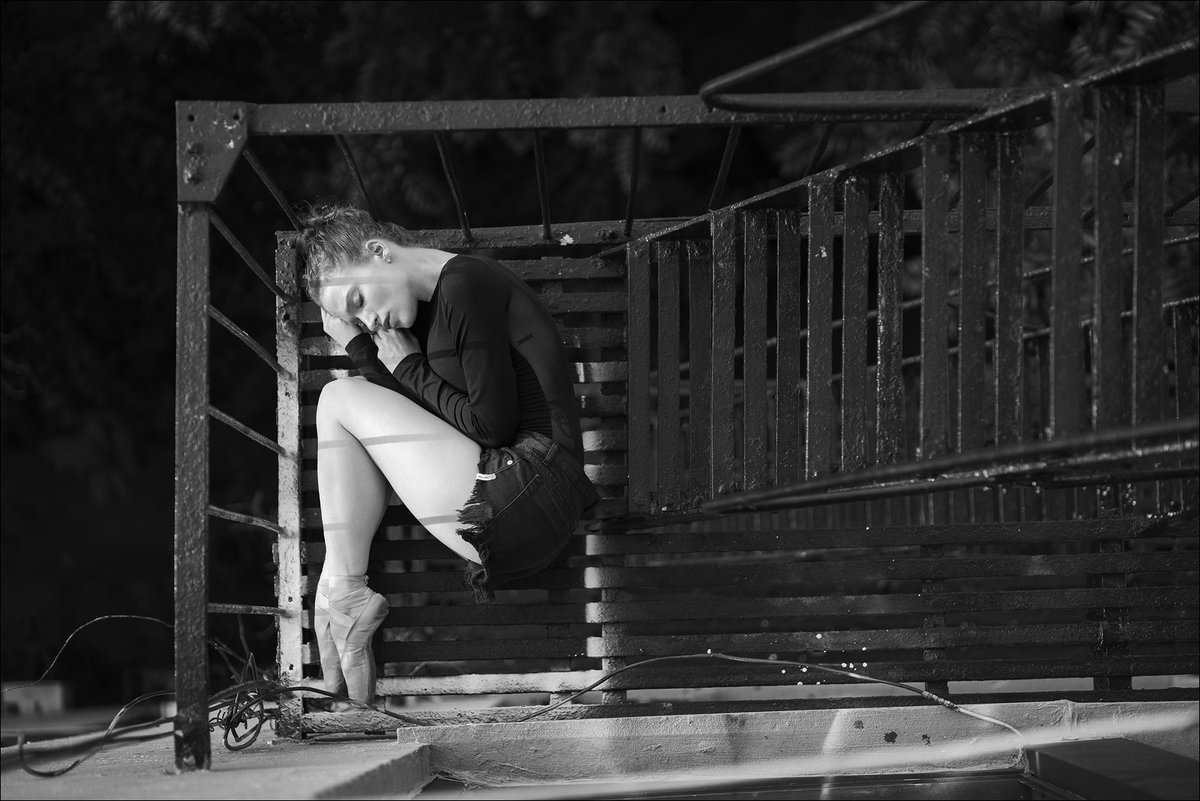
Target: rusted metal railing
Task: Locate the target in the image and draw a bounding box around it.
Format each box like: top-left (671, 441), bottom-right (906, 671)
top-left (177, 28), bottom-right (1198, 761)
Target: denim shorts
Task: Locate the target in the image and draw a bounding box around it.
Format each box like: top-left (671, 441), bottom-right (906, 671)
top-left (456, 429), bottom-right (600, 602)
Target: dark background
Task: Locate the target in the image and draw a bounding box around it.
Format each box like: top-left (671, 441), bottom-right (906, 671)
top-left (2, 0), bottom-right (1196, 705)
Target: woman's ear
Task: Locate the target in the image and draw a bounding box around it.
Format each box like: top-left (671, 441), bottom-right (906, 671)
top-left (367, 239), bottom-right (392, 263)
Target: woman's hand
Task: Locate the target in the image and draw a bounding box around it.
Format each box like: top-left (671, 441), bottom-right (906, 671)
top-left (374, 328), bottom-right (420, 372)
top-left (321, 308), bottom-right (365, 349)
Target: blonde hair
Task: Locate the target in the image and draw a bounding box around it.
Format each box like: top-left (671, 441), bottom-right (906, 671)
top-left (294, 202), bottom-right (418, 299)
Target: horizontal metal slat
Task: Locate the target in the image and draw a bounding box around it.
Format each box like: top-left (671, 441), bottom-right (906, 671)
top-left (582, 587), bottom-right (1200, 623)
top-left (586, 519), bottom-right (1182, 555)
top-left (503, 258), bottom-right (624, 280)
top-left (375, 637), bottom-right (588, 662)
top-left (582, 552), bottom-right (1199, 589)
top-left (585, 621), bottom-right (1200, 659)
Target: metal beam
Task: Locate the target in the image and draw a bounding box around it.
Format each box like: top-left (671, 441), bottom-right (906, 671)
top-left (245, 90), bottom-right (1048, 135)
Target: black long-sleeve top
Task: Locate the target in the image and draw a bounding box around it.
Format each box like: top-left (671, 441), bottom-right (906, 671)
top-left (344, 254), bottom-right (586, 464)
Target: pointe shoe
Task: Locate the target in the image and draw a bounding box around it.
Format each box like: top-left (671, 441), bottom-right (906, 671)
top-left (316, 583), bottom-right (390, 704)
top-left (313, 603), bottom-right (348, 698)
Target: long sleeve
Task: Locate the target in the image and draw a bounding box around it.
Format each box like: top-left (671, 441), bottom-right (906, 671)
top-left (344, 333), bottom-right (408, 393)
top-left (390, 269), bottom-right (520, 448)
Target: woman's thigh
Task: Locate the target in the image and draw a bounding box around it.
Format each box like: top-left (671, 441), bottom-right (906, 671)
top-left (319, 377), bottom-right (482, 561)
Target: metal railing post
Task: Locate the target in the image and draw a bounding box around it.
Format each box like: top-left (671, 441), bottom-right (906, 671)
top-left (174, 202), bottom-right (212, 770)
top-left (274, 233), bottom-right (305, 736)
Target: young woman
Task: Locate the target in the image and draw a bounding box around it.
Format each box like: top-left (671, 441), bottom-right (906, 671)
top-left (295, 204), bottom-right (600, 703)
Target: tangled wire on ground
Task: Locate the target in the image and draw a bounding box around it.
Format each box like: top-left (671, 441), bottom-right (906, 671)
top-left (3, 614), bottom-right (1026, 779)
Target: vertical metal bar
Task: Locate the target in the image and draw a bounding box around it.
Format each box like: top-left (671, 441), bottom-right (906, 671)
top-left (334, 135), bottom-right (377, 220)
top-left (174, 203), bottom-right (211, 770)
top-left (1093, 87), bottom-right (1128, 516)
top-left (775, 208), bottom-right (804, 485)
top-left (807, 175), bottom-right (836, 478)
top-left (921, 136), bottom-right (951, 523)
top-left (876, 174), bottom-right (905, 466)
top-left (711, 211), bottom-right (739, 494)
top-left (958, 134), bottom-right (988, 520)
top-left (533, 130), bottom-right (553, 241)
top-left (1132, 84), bottom-right (1167, 514)
top-left (877, 175), bottom-right (906, 526)
top-left (623, 129), bottom-right (643, 239)
top-left (994, 133), bottom-right (1024, 522)
top-left (627, 240), bottom-right (653, 514)
top-left (655, 240), bottom-right (682, 508)
top-left (434, 133), bottom-right (473, 242)
top-left (708, 126), bottom-right (741, 210)
top-left (743, 211), bottom-right (770, 489)
top-left (1050, 88), bottom-right (1085, 443)
top-left (842, 175), bottom-right (869, 473)
top-left (273, 232), bottom-right (305, 738)
top-left (1133, 86), bottom-right (1167, 426)
top-left (687, 241), bottom-right (714, 498)
top-left (919, 138), bottom-right (951, 690)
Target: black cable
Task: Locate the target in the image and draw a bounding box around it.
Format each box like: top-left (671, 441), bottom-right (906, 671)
top-left (0, 615), bottom-right (172, 697)
top-left (12, 617), bottom-right (1026, 780)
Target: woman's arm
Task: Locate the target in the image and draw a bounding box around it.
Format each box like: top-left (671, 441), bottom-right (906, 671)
top-left (390, 269), bottom-right (520, 448)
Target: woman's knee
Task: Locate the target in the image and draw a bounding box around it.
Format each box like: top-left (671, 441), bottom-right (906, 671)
top-left (316, 376), bottom-right (368, 424)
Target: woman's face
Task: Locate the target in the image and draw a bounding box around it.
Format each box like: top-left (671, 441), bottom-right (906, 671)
top-left (317, 249), bottom-right (417, 332)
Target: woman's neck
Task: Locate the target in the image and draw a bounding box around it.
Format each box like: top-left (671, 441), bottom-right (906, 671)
top-left (402, 247), bottom-right (455, 302)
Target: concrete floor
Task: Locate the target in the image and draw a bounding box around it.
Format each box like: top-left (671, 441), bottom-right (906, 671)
top-left (0, 725), bottom-right (429, 800)
top-left (3, 700), bottom-right (1197, 800)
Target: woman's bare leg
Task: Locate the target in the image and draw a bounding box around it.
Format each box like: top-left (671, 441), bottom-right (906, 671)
top-left (313, 376), bottom-right (483, 701)
top-left (315, 376), bottom-right (483, 569)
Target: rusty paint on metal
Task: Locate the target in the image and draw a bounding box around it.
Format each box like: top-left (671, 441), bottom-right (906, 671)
top-left (274, 233), bottom-right (305, 737)
top-left (876, 175), bottom-right (905, 467)
top-left (627, 240), bottom-right (653, 514)
top-left (921, 136), bottom-right (951, 524)
top-left (775, 208), bottom-right (804, 484)
top-left (655, 240), bottom-right (682, 507)
top-left (841, 176), bottom-right (869, 472)
top-left (701, 416), bottom-right (1197, 512)
top-left (1050, 88), bottom-right (1085, 442)
top-left (687, 241), bottom-right (714, 498)
top-left (1133, 86), bottom-right (1167, 427)
top-left (174, 203), bottom-right (211, 769)
top-left (177, 102), bottom-right (247, 203)
top-left (711, 212), bottom-right (739, 494)
top-left (994, 133), bottom-right (1024, 522)
top-left (1133, 85), bottom-right (1168, 514)
top-left (807, 175), bottom-right (836, 478)
top-left (742, 210), bottom-right (770, 489)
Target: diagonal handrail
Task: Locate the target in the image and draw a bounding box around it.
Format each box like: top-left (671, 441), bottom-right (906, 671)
top-left (699, 1), bottom-right (938, 108)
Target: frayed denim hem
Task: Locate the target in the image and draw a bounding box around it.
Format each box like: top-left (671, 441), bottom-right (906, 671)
top-left (456, 475), bottom-right (496, 604)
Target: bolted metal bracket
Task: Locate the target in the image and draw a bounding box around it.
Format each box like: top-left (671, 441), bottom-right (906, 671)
top-left (177, 101), bottom-right (248, 203)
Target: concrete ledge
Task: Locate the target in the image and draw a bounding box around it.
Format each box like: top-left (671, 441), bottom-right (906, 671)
top-left (314, 742), bottom-right (430, 799)
top-left (1, 732), bottom-right (432, 800)
top-left (399, 700), bottom-right (1199, 788)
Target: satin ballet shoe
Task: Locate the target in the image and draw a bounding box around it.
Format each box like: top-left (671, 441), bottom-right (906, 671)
top-left (315, 579), bottom-right (390, 704)
top-left (312, 603), bottom-right (348, 700)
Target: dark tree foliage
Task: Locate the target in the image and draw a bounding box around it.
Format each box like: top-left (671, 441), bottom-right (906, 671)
top-left (1, 0), bottom-right (1195, 701)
